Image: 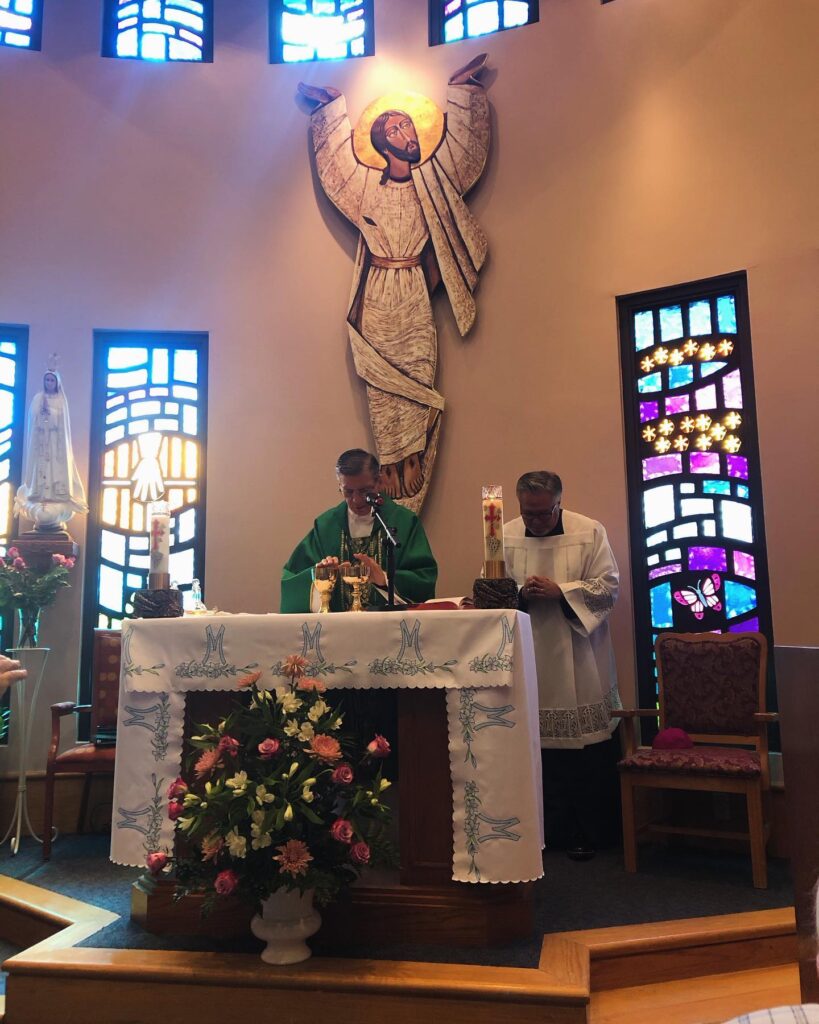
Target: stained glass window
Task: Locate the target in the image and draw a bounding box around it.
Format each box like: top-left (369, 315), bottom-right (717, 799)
top-left (618, 274), bottom-right (774, 714)
top-left (80, 333), bottom-right (207, 706)
top-left (270, 0), bottom-right (374, 64)
top-left (0, 0), bottom-right (42, 51)
top-left (430, 0), bottom-right (538, 45)
top-left (102, 0), bottom-right (213, 62)
top-left (0, 326), bottom-right (28, 745)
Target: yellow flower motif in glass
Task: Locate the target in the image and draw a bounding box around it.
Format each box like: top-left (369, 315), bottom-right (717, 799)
top-left (695, 434), bottom-right (713, 451)
top-left (655, 437), bottom-right (672, 454)
top-left (654, 347), bottom-right (669, 365)
top-left (673, 436), bottom-right (689, 452)
top-left (723, 411), bottom-right (742, 429)
top-left (658, 419), bottom-right (675, 436)
top-left (718, 339), bottom-right (734, 356)
top-left (710, 423), bottom-right (727, 441)
top-left (642, 425), bottom-right (657, 442)
top-left (640, 357), bottom-right (655, 373)
top-left (723, 435), bottom-right (742, 453)
top-left (680, 417), bottom-right (695, 434)
top-left (682, 339), bottom-right (699, 357)
top-left (695, 414), bottom-right (712, 432)
top-left (698, 343), bottom-right (717, 360)
top-left (668, 349), bottom-right (684, 366)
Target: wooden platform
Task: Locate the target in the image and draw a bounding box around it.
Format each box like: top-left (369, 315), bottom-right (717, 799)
top-left (0, 875), bottom-right (799, 1024)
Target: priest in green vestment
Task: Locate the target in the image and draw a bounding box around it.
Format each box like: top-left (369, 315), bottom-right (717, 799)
top-left (280, 449), bottom-right (438, 613)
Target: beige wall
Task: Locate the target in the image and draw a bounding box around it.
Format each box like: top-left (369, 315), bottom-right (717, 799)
top-left (0, 0), bottom-right (817, 771)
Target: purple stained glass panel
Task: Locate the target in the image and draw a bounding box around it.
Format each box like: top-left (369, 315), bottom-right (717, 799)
top-left (642, 455), bottom-right (683, 480)
top-left (665, 395), bottom-right (689, 414)
top-left (729, 617), bottom-right (759, 633)
top-left (726, 454), bottom-right (749, 479)
top-left (689, 452), bottom-right (720, 474)
top-left (695, 384), bottom-right (717, 410)
top-left (688, 546), bottom-right (727, 572)
top-left (733, 551), bottom-right (756, 580)
top-left (723, 369), bottom-right (743, 408)
top-left (640, 401), bottom-right (660, 423)
top-left (648, 563), bottom-right (681, 580)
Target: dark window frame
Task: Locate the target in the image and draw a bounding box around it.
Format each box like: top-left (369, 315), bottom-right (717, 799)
top-left (429, 0), bottom-right (539, 47)
top-left (617, 271), bottom-right (776, 725)
top-left (79, 330), bottom-right (208, 716)
top-left (101, 0), bottom-right (214, 63)
top-left (269, 0), bottom-right (374, 65)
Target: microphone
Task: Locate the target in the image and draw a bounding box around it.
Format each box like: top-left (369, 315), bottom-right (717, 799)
top-left (365, 494), bottom-right (384, 509)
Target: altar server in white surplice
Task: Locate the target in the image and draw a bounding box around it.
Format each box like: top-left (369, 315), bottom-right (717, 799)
top-left (505, 471), bottom-right (622, 858)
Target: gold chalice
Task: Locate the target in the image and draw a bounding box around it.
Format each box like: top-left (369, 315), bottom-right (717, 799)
top-left (312, 563), bottom-right (338, 614)
top-left (341, 561), bottom-right (370, 613)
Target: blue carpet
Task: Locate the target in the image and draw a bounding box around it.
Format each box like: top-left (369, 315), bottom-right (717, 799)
top-left (0, 834), bottom-right (794, 969)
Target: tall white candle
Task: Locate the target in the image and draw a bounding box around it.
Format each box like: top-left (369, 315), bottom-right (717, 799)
top-left (149, 500), bottom-right (170, 579)
top-left (482, 485), bottom-right (504, 565)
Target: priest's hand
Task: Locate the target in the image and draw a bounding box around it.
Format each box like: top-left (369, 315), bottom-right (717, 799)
top-left (353, 552), bottom-right (387, 588)
top-left (0, 656), bottom-right (26, 694)
top-left (316, 556), bottom-right (341, 569)
top-left (523, 575), bottom-right (563, 601)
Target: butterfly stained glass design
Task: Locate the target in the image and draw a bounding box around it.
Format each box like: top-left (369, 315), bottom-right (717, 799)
top-left (673, 573), bottom-right (722, 621)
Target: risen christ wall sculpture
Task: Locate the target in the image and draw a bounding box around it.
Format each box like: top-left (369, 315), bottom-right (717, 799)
top-left (299, 54), bottom-right (490, 512)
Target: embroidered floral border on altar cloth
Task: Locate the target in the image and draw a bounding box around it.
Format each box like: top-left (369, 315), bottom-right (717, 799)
top-left (111, 609), bottom-right (544, 885)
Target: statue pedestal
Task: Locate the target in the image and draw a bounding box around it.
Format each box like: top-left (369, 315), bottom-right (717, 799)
top-left (15, 534), bottom-right (78, 573)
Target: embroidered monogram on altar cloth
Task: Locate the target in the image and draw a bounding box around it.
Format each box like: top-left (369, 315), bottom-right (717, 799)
top-left (580, 578), bottom-right (614, 617)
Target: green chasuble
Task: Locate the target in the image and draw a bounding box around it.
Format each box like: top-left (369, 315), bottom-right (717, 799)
top-left (280, 499), bottom-right (437, 613)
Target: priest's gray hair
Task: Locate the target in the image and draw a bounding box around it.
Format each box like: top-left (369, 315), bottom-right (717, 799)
top-left (336, 449), bottom-right (380, 478)
top-left (516, 471), bottom-right (563, 498)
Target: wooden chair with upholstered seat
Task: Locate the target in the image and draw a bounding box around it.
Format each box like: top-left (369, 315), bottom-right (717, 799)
top-left (43, 629), bottom-right (121, 860)
top-left (615, 631), bottom-right (776, 888)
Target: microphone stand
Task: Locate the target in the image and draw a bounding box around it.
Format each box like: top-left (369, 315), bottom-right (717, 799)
top-left (366, 496), bottom-right (402, 611)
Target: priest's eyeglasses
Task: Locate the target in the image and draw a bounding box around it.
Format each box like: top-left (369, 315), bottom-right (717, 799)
top-left (340, 486), bottom-right (378, 500)
top-left (521, 503), bottom-right (560, 522)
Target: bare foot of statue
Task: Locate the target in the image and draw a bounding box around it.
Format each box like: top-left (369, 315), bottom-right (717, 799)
top-left (381, 463), bottom-right (401, 497)
top-left (401, 452), bottom-right (425, 497)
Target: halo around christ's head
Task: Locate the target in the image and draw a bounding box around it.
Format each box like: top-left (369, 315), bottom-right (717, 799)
top-left (353, 91), bottom-right (445, 170)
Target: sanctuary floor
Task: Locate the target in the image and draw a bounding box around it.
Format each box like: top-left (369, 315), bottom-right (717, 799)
top-left (0, 833), bottom-right (793, 985)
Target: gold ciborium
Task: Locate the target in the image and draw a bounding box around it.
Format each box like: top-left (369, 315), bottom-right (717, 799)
top-left (312, 563), bottom-right (338, 614)
top-left (341, 561), bottom-right (370, 613)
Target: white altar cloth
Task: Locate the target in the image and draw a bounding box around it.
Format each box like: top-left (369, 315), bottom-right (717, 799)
top-left (110, 609), bottom-right (544, 884)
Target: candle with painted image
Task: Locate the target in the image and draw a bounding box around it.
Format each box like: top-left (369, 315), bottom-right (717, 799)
top-left (482, 485), bottom-right (506, 578)
top-left (148, 500), bottom-right (171, 589)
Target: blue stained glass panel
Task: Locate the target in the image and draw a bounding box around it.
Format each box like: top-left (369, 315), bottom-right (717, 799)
top-left (634, 311), bottom-right (654, 351)
top-left (659, 305), bottom-right (683, 341)
top-left (104, 0), bottom-right (212, 62)
top-left (650, 583), bottom-right (674, 629)
top-left (0, 0), bottom-right (41, 50)
top-left (437, 0), bottom-right (536, 45)
top-left (724, 580), bottom-right (757, 619)
top-left (700, 361), bottom-right (727, 378)
top-left (668, 365), bottom-right (694, 389)
top-left (717, 295), bottom-right (737, 334)
top-left (688, 300), bottom-right (712, 336)
top-left (274, 0), bottom-right (372, 63)
top-left (174, 349), bottom-right (198, 384)
top-left (638, 373), bottom-right (662, 394)
top-left (0, 357), bottom-right (15, 389)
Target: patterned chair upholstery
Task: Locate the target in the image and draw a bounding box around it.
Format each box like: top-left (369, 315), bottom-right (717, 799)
top-left (615, 632), bottom-right (775, 888)
top-left (43, 629), bottom-right (120, 860)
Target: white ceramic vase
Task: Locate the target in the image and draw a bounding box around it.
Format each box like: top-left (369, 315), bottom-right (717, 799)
top-left (250, 888), bottom-right (321, 965)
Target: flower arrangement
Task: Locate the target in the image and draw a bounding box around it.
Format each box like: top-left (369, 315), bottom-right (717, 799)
top-left (162, 655), bottom-right (394, 909)
top-left (0, 548), bottom-right (76, 646)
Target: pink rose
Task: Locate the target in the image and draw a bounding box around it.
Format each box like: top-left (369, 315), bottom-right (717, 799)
top-left (218, 735), bottom-right (240, 757)
top-left (52, 553), bottom-right (66, 566)
top-left (258, 737), bottom-right (280, 759)
top-left (167, 800), bottom-right (185, 821)
top-left (366, 734), bottom-right (391, 759)
top-left (330, 818), bottom-right (354, 844)
top-left (214, 869), bottom-right (239, 896)
top-left (12, 557), bottom-right (26, 570)
top-left (166, 777), bottom-right (188, 801)
top-left (146, 851), bottom-right (169, 874)
top-left (350, 842), bottom-right (370, 865)
top-left (7, 547), bottom-right (19, 559)
top-left (64, 557), bottom-right (76, 569)
top-left (331, 763), bottom-right (354, 785)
